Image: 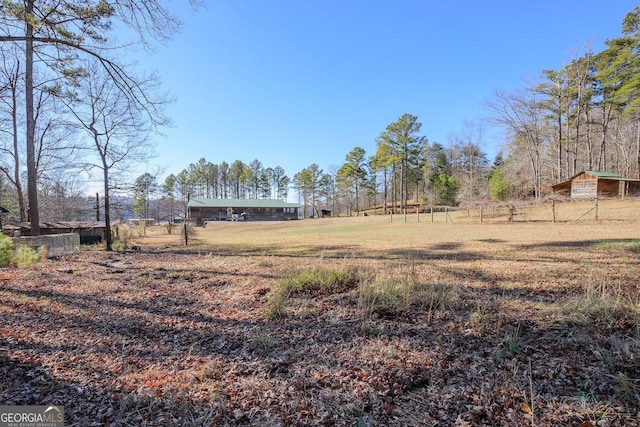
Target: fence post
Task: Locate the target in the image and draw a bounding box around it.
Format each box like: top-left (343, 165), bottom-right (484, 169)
top-left (552, 199), bottom-right (556, 223)
top-left (595, 199), bottom-right (599, 221)
top-left (480, 206), bottom-right (483, 223)
top-left (431, 207), bottom-right (434, 223)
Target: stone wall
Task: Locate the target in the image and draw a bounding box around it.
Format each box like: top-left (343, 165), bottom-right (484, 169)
top-left (14, 233), bottom-right (80, 258)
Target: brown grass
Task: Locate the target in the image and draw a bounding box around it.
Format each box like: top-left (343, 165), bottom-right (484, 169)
top-left (1, 198), bottom-right (639, 426)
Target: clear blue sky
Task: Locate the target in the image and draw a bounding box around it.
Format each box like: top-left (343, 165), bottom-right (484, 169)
top-left (135, 0), bottom-right (638, 187)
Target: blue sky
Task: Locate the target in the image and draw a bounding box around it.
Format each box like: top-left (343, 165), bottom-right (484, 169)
top-left (134, 1), bottom-right (638, 186)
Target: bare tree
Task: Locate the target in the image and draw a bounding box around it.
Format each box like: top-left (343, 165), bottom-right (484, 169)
top-left (62, 61), bottom-right (161, 250)
top-left (446, 121), bottom-right (490, 202)
top-left (486, 88), bottom-right (548, 199)
top-left (0, 44), bottom-right (26, 221)
top-left (39, 171), bottom-right (90, 221)
top-left (0, 43), bottom-right (77, 222)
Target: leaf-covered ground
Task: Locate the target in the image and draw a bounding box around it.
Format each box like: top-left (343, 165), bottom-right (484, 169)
top-left (1, 222), bottom-right (639, 426)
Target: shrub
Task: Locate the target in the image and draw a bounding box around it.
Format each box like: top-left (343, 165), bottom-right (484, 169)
top-left (111, 221), bottom-right (143, 251)
top-left (165, 222), bottom-right (175, 235)
top-left (111, 239), bottom-right (125, 252)
top-left (0, 234), bottom-right (14, 267)
top-left (0, 234), bottom-right (42, 268)
top-left (12, 245), bottom-right (40, 268)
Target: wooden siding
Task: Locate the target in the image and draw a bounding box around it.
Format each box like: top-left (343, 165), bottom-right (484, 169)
top-left (571, 177), bottom-right (597, 198)
top-left (554, 171), bottom-right (640, 198)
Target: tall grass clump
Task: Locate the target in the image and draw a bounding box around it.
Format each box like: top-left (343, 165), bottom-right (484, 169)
top-left (266, 266), bottom-right (362, 319)
top-left (563, 280), bottom-right (640, 330)
top-left (112, 221), bottom-right (144, 251)
top-left (358, 272), bottom-right (455, 319)
top-left (278, 266), bottom-right (360, 296)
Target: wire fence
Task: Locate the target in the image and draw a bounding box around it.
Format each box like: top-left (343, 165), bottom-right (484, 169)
top-left (387, 197), bottom-right (640, 224)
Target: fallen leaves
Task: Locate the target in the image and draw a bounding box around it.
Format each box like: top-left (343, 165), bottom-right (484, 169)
top-left (0, 242), bottom-right (638, 426)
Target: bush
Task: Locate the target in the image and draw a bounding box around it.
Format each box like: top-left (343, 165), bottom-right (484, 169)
top-left (165, 222), bottom-right (175, 235)
top-left (0, 234), bottom-right (42, 268)
top-left (112, 221), bottom-right (144, 251)
top-left (0, 234), bottom-right (13, 267)
top-left (12, 245), bottom-right (40, 268)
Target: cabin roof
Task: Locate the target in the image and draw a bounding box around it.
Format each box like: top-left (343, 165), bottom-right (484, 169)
top-left (187, 198), bottom-right (299, 208)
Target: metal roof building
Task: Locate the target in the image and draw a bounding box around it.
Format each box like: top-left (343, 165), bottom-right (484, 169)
top-left (187, 198), bottom-right (299, 224)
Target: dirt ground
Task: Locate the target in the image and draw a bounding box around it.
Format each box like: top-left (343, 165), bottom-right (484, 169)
top-left (1, 218), bottom-right (639, 426)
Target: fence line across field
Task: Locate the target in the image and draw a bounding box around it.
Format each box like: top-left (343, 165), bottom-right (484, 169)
top-left (382, 198), bottom-right (638, 223)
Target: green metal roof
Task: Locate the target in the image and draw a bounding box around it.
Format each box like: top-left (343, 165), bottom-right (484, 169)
top-left (553, 171), bottom-right (630, 188)
top-left (187, 198), bottom-right (299, 208)
top-left (583, 171), bottom-right (622, 178)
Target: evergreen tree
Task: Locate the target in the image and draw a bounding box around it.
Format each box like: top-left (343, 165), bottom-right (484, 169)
top-left (375, 114), bottom-right (426, 218)
top-left (337, 147), bottom-right (367, 215)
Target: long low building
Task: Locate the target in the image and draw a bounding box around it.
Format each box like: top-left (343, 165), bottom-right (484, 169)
top-left (187, 198), bottom-right (299, 224)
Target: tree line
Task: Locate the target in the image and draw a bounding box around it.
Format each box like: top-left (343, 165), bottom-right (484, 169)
top-left (324, 6), bottom-right (640, 213)
top-left (293, 114), bottom-right (489, 218)
top-left (487, 6), bottom-right (640, 199)
top-left (128, 159), bottom-right (292, 224)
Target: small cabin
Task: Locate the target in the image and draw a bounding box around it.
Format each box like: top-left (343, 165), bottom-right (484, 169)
top-left (551, 171), bottom-right (640, 198)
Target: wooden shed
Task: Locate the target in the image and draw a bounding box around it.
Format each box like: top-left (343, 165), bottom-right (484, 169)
top-left (2, 221), bottom-right (107, 243)
top-left (188, 199), bottom-right (299, 225)
top-left (552, 171), bottom-right (640, 198)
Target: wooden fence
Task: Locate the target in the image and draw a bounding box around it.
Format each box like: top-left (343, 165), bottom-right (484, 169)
top-left (383, 198), bottom-right (639, 223)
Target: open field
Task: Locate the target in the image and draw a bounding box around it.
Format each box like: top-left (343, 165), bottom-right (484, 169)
top-left (1, 205), bottom-right (640, 426)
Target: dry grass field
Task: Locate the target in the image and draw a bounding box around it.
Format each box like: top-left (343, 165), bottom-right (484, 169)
top-left (1, 198), bottom-right (639, 426)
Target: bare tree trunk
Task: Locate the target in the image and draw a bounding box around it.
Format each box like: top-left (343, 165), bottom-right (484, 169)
top-left (636, 119), bottom-right (640, 179)
top-left (25, 0), bottom-right (40, 234)
top-left (103, 167), bottom-right (113, 251)
top-left (598, 103), bottom-right (611, 171)
top-left (391, 164), bottom-right (397, 214)
top-left (586, 109), bottom-right (593, 170)
top-left (11, 82), bottom-right (26, 222)
top-left (382, 168), bottom-right (388, 214)
top-left (557, 92), bottom-right (563, 181)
